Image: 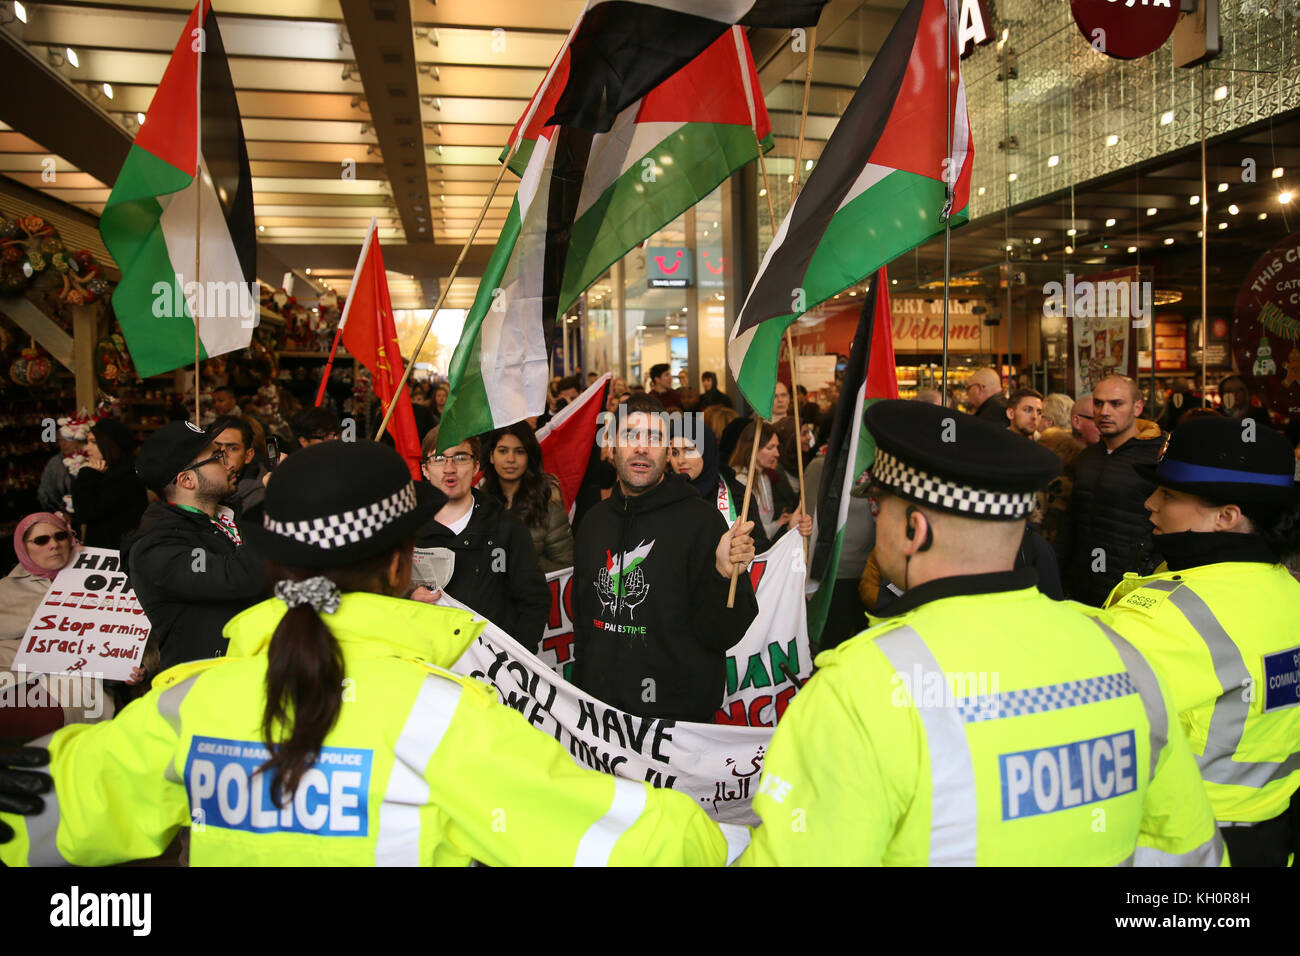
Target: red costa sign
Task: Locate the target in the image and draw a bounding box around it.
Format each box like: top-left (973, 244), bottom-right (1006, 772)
top-left (1070, 0), bottom-right (1179, 60)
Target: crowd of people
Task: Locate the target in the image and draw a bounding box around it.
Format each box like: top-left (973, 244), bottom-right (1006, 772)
top-left (1, 361), bottom-right (1297, 867)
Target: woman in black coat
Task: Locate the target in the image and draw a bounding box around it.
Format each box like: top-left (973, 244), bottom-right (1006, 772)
top-left (70, 418), bottom-right (148, 551)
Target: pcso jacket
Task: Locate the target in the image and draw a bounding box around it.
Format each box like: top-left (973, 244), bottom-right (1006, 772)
top-left (571, 474), bottom-right (759, 723)
top-left (1098, 533), bottom-right (1300, 825)
top-left (1060, 434), bottom-right (1163, 606)
top-left (738, 570), bottom-right (1226, 866)
top-left (417, 488), bottom-right (551, 649)
top-left (0, 593), bottom-right (741, 867)
top-left (120, 501), bottom-right (267, 671)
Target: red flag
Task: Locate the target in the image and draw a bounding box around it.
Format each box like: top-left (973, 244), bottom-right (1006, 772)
top-left (536, 373), bottom-right (611, 518)
top-left (339, 220), bottom-right (421, 479)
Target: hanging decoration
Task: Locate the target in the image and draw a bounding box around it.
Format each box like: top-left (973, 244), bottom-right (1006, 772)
top-left (0, 211), bottom-right (113, 308)
top-left (9, 343), bottom-right (53, 387)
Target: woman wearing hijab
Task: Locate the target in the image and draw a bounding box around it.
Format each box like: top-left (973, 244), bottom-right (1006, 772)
top-left (0, 513), bottom-right (114, 739)
top-left (70, 418), bottom-right (148, 551)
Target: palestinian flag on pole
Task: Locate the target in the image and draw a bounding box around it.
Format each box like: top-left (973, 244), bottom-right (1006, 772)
top-left (548, 0), bottom-right (827, 132)
top-left (100, 0), bottom-right (256, 379)
top-left (438, 23), bottom-right (773, 450)
top-left (806, 268), bottom-right (898, 648)
top-left (728, 0), bottom-right (972, 417)
top-left (536, 372), bottom-right (611, 519)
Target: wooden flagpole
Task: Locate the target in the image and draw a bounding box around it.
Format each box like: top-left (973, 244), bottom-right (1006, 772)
top-left (192, 0), bottom-right (204, 427)
top-left (790, 26), bottom-right (817, 198)
top-left (374, 153), bottom-right (514, 440)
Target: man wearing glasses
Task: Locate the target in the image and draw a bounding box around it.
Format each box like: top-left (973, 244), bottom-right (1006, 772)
top-left (120, 421), bottom-right (267, 677)
top-left (413, 430), bottom-right (550, 648)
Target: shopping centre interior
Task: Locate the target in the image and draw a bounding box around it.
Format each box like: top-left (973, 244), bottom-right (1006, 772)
top-left (2, 0), bottom-right (1299, 509)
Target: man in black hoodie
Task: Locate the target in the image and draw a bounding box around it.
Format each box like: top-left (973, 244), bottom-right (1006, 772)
top-left (572, 394), bottom-right (758, 722)
top-left (121, 421), bottom-right (267, 674)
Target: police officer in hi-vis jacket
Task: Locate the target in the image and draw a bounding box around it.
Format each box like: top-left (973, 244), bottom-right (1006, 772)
top-left (1097, 414), bottom-right (1300, 867)
top-left (739, 400), bottom-right (1225, 866)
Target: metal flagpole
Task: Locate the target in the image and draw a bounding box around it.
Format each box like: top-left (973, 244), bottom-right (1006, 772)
top-left (192, 0), bottom-right (204, 427)
top-left (941, 0), bottom-right (956, 406)
top-left (1200, 65), bottom-right (1208, 402)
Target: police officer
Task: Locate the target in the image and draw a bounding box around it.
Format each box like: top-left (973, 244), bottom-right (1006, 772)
top-left (0, 441), bottom-right (739, 866)
top-left (1097, 415), bottom-right (1300, 866)
top-left (738, 400), bottom-right (1225, 866)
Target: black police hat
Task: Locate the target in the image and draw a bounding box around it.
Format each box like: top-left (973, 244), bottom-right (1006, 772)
top-left (1135, 415), bottom-right (1299, 507)
top-left (136, 420), bottom-right (217, 495)
top-left (241, 440), bottom-right (443, 568)
top-left (863, 399), bottom-right (1062, 520)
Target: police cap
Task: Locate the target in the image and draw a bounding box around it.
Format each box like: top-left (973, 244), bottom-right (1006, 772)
top-left (863, 399), bottom-right (1061, 521)
top-left (1135, 414), bottom-right (1299, 507)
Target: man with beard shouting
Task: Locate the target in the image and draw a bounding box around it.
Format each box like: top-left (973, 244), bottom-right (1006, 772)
top-left (571, 393), bottom-right (758, 723)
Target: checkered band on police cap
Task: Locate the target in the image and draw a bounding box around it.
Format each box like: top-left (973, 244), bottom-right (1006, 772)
top-left (262, 481), bottom-right (419, 549)
top-left (872, 447), bottom-right (1037, 519)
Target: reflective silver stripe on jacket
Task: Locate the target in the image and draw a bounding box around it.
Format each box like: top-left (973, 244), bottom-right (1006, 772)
top-left (1143, 579), bottom-right (1300, 789)
top-left (573, 776), bottom-right (648, 867)
top-left (873, 626), bottom-right (978, 866)
top-left (23, 731), bottom-right (66, 866)
top-left (158, 674), bottom-right (202, 785)
top-left (374, 675), bottom-right (461, 866)
top-left (1091, 619), bottom-right (1168, 784)
top-left (1132, 835), bottom-right (1225, 867)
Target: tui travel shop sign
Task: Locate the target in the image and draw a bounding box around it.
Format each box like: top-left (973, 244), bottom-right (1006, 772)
top-left (1233, 230), bottom-right (1300, 417)
top-left (1069, 0), bottom-right (1180, 60)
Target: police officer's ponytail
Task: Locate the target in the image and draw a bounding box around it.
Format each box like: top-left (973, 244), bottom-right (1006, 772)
top-left (260, 539), bottom-right (415, 803)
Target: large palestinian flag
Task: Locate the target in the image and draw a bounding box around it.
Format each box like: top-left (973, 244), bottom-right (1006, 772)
top-left (100, 0), bottom-right (256, 379)
top-left (438, 25), bottom-right (772, 450)
top-left (728, 0), bottom-right (972, 417)
top-left (549, 0), bottom-right (826, 132)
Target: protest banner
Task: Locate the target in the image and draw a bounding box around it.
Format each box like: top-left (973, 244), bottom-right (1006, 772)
top-left (534, 532), bottom-right (811, 727)
top-left (444, 596), bottom-right (772, 825)
top-left (13, 547), bottom-right (151, 681)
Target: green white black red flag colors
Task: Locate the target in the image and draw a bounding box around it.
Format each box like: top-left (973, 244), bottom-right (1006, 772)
top-left (549, 0), bottom-right (826, 132)
top-left (805, 268), bottom-right (898, 648)
top-left (99, 0), bottom-right (256, 379)
top-left (438, 24), bottom-right (773, 450)
top-left (728, 0), bottom-right (972, 418)
top-left (536, 372), bottom-right (611, 519)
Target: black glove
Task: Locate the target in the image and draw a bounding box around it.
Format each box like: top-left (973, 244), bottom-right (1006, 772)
top-left (0, 744), bottom-right (52, 845)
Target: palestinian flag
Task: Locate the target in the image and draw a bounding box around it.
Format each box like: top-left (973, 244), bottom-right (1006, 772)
top-left (438, 25), bottom-right (772, 450)
top-left (806, 268), bottom-right (898, 648)
top-left (728, 0), bottom-right (972, 417)
top-left (100, 0), bottom-right (256, 379)
top-left (536, 372), bottom-right (611, 519)
top-left (549, 0), bottom-right (826, 132)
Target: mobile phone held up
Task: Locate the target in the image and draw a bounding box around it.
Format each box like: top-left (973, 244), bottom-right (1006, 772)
top-left (266, 435), bottom-right (281, 468)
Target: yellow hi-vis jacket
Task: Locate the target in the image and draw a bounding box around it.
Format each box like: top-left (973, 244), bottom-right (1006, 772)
top-left (738, 578), bottom-right (1227, 866)
top-left (1099, 561), bottom-right (1300, 824)
top-left (0, 593), bottom-right (740, 867)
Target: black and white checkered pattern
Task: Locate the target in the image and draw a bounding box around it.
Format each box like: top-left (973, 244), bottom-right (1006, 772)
top-left (263, 482), bottom-right (419, 549)
top-left (873, 448), bottom-right (1036, 519)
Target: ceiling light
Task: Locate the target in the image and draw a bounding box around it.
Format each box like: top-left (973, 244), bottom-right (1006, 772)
top-left (1066, 227), bottom-right (1077, 236)
top-left (1258, 212), bottom-right (1268, 220)
top-left (1217, 182), bottom-right (1228, 193)
top-left (1008, 172), bottom-right (1017, 182)
top-left (305, 268), bottom-right (311, 275)
top-left (1105, 218), bottom-right (1116, 227)
top-left (787, 174), bottom-right (794, 184)
top-left (1160, 110), bottom-right (1174, 125)
top-left (1127, 246), bottom-right (1137, 253)
top-left (1032, 236), bottom-right (1042, 245)
top-left (102, 83), bottom-right (113, 99)
top-left (14, 2), bottom-right (27, 23)
top-left (1228, 204), bottom-right (1239, 215)
top-left (758, 188), bottom-right (767, 197)
top-left (136, 112), bottom-right (146, 125)
top-left (66, 47), bottom-right (79, 69)
top-left (713, 221), bottom-right (719, 228)
top-left (1105, 134), bottom-right (1118, 146)
top-left (848, 290), bottom-right (857, 296)
top-left (1064, 245), bottom-right (1073, 254)
top-left (1213, 85), bottom-right (1228, 101)
top-left (1280, 191), bottom-right (1293, 204)
top-left (257, 225), bottom-right (265, 233)
top-left (1047, 154), bottom-right (1059, 167)
top-left (1272, 167), bottom-right (1284, 179)
top-left (805, 159), bottom-right (814, 170)
top-left (891, 279), bottom-right (898, 285)
top-left (978, 186), bottom-right (986, 196)
top-left (1189, 195), bottom-right (1200, 205)
top-left (1146, 207), bottom-right (1157, 216)
top-left (1163, 237), bottom-right (1174, 245)
top-left (1197, 230), bottom-right (1203, 238)
top-left (1217, 221), bottom-right (1228, 229)
top-left (1005, 243), bottom-right (1013, 251)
